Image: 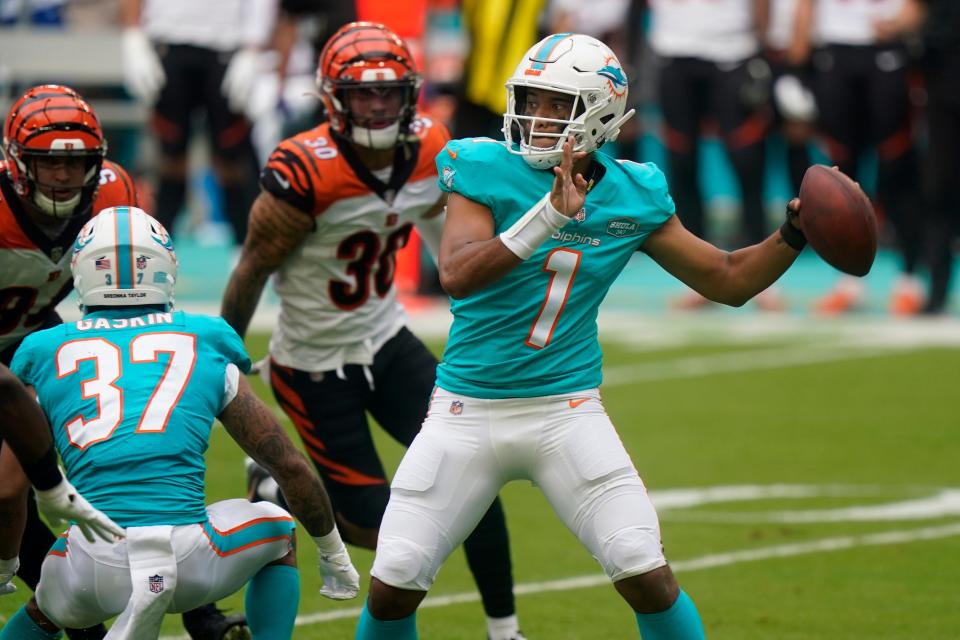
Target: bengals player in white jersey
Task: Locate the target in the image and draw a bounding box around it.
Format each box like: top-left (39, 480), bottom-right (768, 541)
top-left (0, 84), bottom-right (139, 640)
top-left (810, 0), bottom-right (924, 315)
top-left (221, 22), bottom-right (525, 640)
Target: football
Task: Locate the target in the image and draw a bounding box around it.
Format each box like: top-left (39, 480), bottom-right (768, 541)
top-left (797, 165), bottom-right (878, 276)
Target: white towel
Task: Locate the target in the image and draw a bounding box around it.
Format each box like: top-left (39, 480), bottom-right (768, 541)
top-left (106, 525), bottom-right (178, 639)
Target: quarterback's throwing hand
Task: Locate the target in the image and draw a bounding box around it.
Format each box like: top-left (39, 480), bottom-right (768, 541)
top-left (314, 530), bottom-right (360, 599)
top-left (35, 477), bottom-right (125, 543)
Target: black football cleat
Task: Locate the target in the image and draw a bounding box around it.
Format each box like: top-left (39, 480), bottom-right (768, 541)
top-left (182, 603), bottom-right (250, 640)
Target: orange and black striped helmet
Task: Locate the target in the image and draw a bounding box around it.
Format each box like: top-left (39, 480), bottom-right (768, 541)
top-left (316, 22), bottom-right (421, 148)
top-left (2, 84), bottom-right (106, 218)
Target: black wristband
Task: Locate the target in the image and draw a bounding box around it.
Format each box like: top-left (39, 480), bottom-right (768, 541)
top-left (21, 445), bottom-right (63, 491)
top-left (779, 218), bottom-right (807, 251)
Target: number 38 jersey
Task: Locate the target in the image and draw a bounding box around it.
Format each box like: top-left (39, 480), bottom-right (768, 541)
top-left (0, 161), bottom-right (140, 362)
top-left (435, 139), bottom-right (675, 399)
top-left (259, 118), bottom-right (447, 372)
top-left (11, 309), bottom-right (251, 526)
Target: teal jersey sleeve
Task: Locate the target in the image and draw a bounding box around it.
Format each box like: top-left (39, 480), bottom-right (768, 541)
top-left (436, 147), bottom-right (676, 398)
top-left (193, 315), bottom-right (253, 375)
top-left (435, 138), bottom-right (536, 212)
top-left (20, 309), bottom-right (253, 526)
top-left (616, 159), bottom-right (676, 220)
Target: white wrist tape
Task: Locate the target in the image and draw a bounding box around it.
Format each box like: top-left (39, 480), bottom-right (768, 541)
top-left (313, 528), bottom-right (347, 555)
top-left (499, 193), bottom-right (570, 260)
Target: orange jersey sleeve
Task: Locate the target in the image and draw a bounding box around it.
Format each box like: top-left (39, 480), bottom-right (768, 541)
top-left (409, 115), bottom-right (451, 184)
top-left (94, 160), bottom-right (140, 211)
top-left (261, 124), bottom-right (369, 217)
top-left (261, 119), bottom-right (449, 217)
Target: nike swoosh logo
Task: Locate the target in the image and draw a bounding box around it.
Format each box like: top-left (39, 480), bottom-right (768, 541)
top-left (568, 398), bottom-right (589, 408)
top-left (272, 170), bottom-right (291, 190)
top-left (446, 148), bottom-right (458, 160)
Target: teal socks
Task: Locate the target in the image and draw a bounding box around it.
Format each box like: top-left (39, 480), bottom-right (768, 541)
top-left (0, 606), bottom-right (62, 639)
top-left (635, 590), bottom-right (706, 639)
top-left (245, 564), bottom-right (300, 639)
top-left (355, 601), bottom-right (418, 640)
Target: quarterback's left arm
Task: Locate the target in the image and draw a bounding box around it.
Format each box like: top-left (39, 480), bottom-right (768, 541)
top-left (643, 200), bottom-right (803, 307)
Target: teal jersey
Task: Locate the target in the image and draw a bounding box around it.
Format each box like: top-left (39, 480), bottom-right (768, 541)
top-left (435, 138), bottom-right (675, 398)
top-left (11, 309), bottom-right (252, 526)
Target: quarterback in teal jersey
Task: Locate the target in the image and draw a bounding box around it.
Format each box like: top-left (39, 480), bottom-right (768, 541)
top-left (357, 34), bottom-right (810, 639)
top-left (3, 206), bottom-right (359, 640)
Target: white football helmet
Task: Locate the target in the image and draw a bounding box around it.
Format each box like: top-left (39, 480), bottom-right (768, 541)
top-left (71, 206), bottom-right (178, 312)
top-left (503, 33), bottom-right (635, 169)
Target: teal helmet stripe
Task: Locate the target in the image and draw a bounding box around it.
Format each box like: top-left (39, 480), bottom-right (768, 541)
top-left (528, 33), bottom-right (573, 72)
top-left (114, 206), bottom-right (134, 289)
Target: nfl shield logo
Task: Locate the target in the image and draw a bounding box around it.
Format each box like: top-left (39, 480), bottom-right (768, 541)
top-left (136, 255), bottom-right (148, 270)
top-left (148, 574), bottom-right (164, 594)
top-left (575, 208), bottom-right (586, 223)
top-left (449, 400), bottom-right (464, 415)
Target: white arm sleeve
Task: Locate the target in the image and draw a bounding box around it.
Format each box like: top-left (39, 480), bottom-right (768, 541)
top-left (416, 209), bottom-right (446, 266)
top-left (221, 363), bottom-right (241, 413)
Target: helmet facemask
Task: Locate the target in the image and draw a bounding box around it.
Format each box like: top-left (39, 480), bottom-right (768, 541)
top-left (504, 84), bottom-right (587, 166)
top-left (15, 147), bottom-right (105, 219)
top-left (328, 77), bottom-right (419, 150)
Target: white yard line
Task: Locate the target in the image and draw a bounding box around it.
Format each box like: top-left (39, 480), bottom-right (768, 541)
top-left (148, 521), bottom-right (960, 638)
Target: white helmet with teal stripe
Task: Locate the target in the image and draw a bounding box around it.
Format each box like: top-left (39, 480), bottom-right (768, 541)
top-left (71, 206), bottom-right (178, 311)
top-left (503, 33), bottom-right (635, 169)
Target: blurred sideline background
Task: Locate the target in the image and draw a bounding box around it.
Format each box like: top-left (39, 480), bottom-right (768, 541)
top-left (1, 0), bottom-right (956, 320)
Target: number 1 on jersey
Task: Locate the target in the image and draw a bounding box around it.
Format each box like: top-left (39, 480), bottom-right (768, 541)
top-left (525, 248), bottom-right (581, 349)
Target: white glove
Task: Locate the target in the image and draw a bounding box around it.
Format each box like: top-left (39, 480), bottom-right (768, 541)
top-left (122, 28), bottom-right (166, 103)
top-left (221, 48), bottom-right (262, 116)
top-left (35, 477), bottom-right (125, 544)
top-left (313, 529), bottom-right (360, 600)
top-left (0, 557), bottom-right (18, 596)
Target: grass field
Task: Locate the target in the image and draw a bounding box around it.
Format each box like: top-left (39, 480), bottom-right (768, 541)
top-left (2, 314), bottom-right (959, 639)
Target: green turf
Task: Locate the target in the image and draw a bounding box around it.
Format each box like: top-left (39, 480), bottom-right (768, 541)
top-left (2, 330), bottom-right (958, 639)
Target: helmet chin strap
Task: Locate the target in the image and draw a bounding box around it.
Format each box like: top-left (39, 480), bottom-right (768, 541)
top-left (32, 189), bottom-right (81, 218)
top-left (351, 122), bottom-right (401, 150)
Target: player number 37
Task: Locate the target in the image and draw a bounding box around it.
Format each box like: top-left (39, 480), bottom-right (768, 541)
top-left (55, 333), bottom-right (196, 449)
